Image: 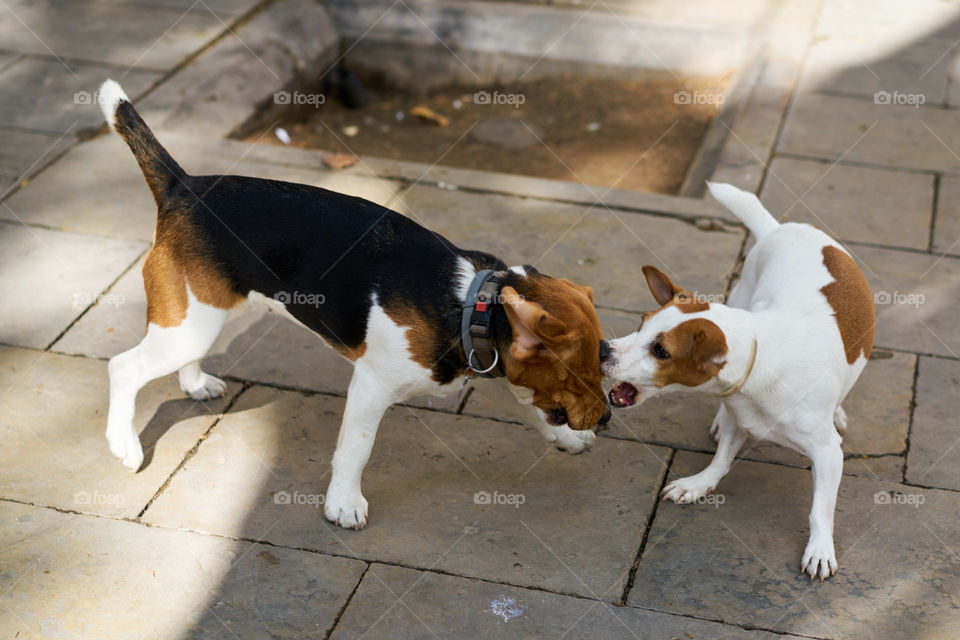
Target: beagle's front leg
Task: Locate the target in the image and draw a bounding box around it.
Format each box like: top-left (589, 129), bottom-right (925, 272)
top-left (324, 362), bottom-right (396, 530)
top-left (505, 381), bottom-right (596, 454)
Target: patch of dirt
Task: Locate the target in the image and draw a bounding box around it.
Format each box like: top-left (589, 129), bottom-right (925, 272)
top-left (256, 72), bottom-right (729, 195)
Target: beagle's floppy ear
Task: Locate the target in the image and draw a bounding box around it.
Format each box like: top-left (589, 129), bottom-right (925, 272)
top-left (642, 265), bottom-right (693, 306)
top-left (501, 286), bottom-right (567, 360)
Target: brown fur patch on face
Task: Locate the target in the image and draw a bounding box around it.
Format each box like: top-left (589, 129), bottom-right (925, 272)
top-left (651, 318), bottom-right (728, 388)
top-left (501, 276), bottom-right (607, 429)
top-left (382, 301), bottom-right (441, 378)
top-left (821, 245), bottom-right (875, 364)
top-left (141, 216), bottom-right (244, 328)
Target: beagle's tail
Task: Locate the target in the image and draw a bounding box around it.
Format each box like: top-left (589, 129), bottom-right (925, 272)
top-left (706, 181), bottom-right (779, 239)
top-left (98, 79), bottom-right (185, 206)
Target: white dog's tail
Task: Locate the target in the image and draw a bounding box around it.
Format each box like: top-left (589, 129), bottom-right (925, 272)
top-left (706, 181), bottom-right (779, 239)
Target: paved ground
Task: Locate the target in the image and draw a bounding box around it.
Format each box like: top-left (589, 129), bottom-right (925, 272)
top-left (2, 0), bottom-right (960, 638)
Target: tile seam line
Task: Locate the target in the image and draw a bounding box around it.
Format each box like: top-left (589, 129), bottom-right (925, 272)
top-left (618, 448), bottom-right (675, 605)
top-left (44, 248), bottom-right (150, 351)
top-left (135, 382), bottom-right (252, 520)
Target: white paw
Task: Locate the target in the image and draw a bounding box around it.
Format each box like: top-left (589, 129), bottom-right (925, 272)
top-left (801, 535), bottom-right (838, 581)
top-left (106, 428), bottom-right (143, 471)
top-left (324, 486), bottom-right (369, 530)
top-left (661, 474), bottom-right (716, 504)
top-left (547, 425), bottom-right (596, 454)
top-left (181, 373), bottom-right (226, 401)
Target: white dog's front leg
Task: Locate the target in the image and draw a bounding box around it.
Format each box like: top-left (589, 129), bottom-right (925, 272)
top-left (663, 403), bottom-right (746, 503)
top-left (324, 364), bottom-right (395, 530)
top-left (505, 382), bottom-right (596, 454)
top-left (802, 438), bottom-right (843, 580)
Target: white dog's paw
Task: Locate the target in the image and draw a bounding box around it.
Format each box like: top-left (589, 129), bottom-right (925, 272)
top-left (661, 474), bottom-right (716, 504)
top-left (324, 486), bottom-right (369, 530)
top-left (106, 427), bottom-right (143, 471)
top-left (801, 535), bottom-right (838, 581)
top-left (547, 425), bottom-right (596, 454)
top-left (181, 373), bottom-right (226, 401)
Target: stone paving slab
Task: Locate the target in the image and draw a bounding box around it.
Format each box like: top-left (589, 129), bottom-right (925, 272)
top-left (815, 0), bottom-right (960, 40)
top-left (1, 133), bottom-right (404, 242)
top-left (0, 224), bottom-right (146, 349)
top-left (905, 356), bottom-right (960, 490)
top-left (856, 245), bottom-right (960, 357)
top-left (0, 0), bottom-right (224, 70)
top-left (0, 345), bottom-right (240, 518)
top-left (799, 36), bottom-right (953, 105)
top-left (0, 58), bottom-right (159, 133)
top-left (395, 185), bottom-right (744, 314)
top-left (237, 140), bottom-right (734, 224)
top-left (0, 128), bottom-right (73, 195)
top-left (125, 0), bottom-right (263, 14)
top-left (778, 92), bottom-right (960, 174)
top-left (143, 386), bottom-right (668, 599)
top-left (330, 562), bottom-right (807, 640)
top-left (629, 451), bottom-right (960, 639)
top-left (0, 500), bottom-right (366, 639)
top-left (138, 0), bottom-right (339, 139)
top-left (933, 175), bottom-right (960, 254)
top-left (761, 157), bottom-right (934, 250)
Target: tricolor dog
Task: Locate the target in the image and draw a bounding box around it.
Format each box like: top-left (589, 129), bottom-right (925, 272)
top-left (97, 80), bottom-right (610, 530)
top-left (603, 182), bottom-right (875, 580)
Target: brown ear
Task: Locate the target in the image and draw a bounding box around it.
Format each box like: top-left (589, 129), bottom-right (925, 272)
top-left (642, 265), bottom-right (693, 306)
top-left (501, 286), bottom-right (567, 360)
top-left (683, 319), bottom-right (728, 377)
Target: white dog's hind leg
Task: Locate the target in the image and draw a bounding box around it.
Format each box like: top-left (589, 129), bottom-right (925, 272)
top-left (663, 406), bottom-right (746, 503)
top-left (833, 405), bottom-right (848, 435)
top-left (801, 434), bottom-right (844, 580)
top-left (709, 404), bottom-right (728, 441)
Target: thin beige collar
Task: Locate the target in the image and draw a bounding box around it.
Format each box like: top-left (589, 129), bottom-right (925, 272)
top-left (715, 339), bottom-right (758, 397)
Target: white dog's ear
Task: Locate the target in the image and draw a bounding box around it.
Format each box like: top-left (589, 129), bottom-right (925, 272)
top-left (642, 265), bottom-right (694, 306)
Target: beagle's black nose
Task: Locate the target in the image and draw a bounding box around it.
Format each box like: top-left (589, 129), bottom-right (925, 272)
top-left (599, 339), bottom-right (612, 363)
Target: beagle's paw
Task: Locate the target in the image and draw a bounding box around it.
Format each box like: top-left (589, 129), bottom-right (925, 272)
top-left (181, 373), bottom-right (226, 401)
top-left (324, 485), bottom-right (368, 530)
top-left (106, 427), bottom-right (143, 471)
top-left (546, 425), bottom-right (596, 454)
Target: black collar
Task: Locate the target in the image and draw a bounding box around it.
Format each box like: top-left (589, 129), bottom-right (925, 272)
top-left (460, 269), bottom-right (506, 378)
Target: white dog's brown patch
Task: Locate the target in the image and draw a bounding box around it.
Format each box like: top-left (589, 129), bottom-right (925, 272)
top-left (820, 246), bottom-right (875, 364)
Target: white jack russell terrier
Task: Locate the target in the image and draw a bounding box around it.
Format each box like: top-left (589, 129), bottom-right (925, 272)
top-left (603, 182), bottom-right (875, 580)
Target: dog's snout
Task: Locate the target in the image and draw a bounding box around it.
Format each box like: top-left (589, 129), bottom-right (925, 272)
top-left (599, 339), bottom-right (612, 363)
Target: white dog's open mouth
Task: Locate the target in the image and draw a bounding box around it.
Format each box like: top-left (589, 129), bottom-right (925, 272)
top-left (608, 381), bottom-right (639, 408)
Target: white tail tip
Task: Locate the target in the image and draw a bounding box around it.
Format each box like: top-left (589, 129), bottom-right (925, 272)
top-left (98, 79), bottom-right (129, 130)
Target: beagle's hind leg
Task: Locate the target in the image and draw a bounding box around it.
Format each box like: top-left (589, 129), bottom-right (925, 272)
top-left (106, 251), bottom-right (233, 470)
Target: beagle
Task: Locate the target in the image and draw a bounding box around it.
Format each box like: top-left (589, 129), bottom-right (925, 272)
top-left (603, 182), bottom-right (875, 580)
top-left (97, 80), bottom-right (610, 530)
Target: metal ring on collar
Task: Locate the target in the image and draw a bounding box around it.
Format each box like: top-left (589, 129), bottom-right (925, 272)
top-left (467, 348), bottom-right (499, 375)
